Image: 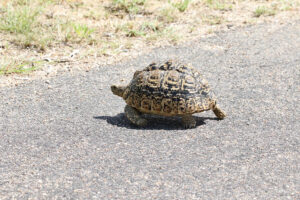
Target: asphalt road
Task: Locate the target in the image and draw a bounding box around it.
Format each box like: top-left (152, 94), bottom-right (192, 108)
top-left (1, 21), bottom-right (299, 199)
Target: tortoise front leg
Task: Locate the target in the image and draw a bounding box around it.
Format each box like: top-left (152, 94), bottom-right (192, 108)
top-left (181, 115), bottom-right (196, 129)
top-left (124, 105), bottom-right (147, 126)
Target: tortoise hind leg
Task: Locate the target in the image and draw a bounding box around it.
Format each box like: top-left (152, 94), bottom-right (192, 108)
top-left (181, 115), bottom-right (196, 129)
top-left (212, 104), bottom-right (226, 119)
top-left (124, 105), bottom-right (147, 126)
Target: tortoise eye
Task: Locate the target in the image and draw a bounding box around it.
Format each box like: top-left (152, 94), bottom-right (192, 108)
top-left (133, 70), bottom-right (142, 78)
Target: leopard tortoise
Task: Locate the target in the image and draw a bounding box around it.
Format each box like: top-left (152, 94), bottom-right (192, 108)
top-left (111, 60), bottom-right (226, 128)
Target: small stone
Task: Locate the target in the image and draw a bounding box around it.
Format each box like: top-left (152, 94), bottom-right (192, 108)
top-left (227, 24), bottom-right (234, 29)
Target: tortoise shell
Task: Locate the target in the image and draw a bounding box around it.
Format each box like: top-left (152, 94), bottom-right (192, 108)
top-left (121, 60), bottom-right (216, 116)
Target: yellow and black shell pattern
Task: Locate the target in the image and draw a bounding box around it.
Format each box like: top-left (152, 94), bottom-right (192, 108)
top-left (122, 60), bottom-right (216, 116)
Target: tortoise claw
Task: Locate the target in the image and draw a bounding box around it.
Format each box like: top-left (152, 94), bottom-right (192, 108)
top-left (182, 115), bottom-right (196, 129)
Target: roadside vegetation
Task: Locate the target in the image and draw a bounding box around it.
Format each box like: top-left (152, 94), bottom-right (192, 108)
top-left (0, 0), bottom-right (299, 81)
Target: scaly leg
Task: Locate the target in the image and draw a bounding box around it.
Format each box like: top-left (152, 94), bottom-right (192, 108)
top-left (212, 104), bottom-right (226, 119)
top-left (181, 115), bottom-right (196, 129)
top-left (124, 105), bottom-right (147, 126)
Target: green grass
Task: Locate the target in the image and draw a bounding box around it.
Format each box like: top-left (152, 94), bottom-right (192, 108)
top-left (0, 4), bottom-right (49, 50)
top-left (140, 21), bottom-right (162, 33)
top-left (116, 21), bottom-right (162, 37)
top-left (205, 0), bottom-right (233, 11)
top-left (159, 7), bottom-right (178, 23)
top-left (0, 0), bottom-right (95, 49)
top-left (72, 24), bottom-right (95, 40)
top-left (0, 60), bottom-right (43, 75)
top-left (126, 29), bottom-right (146, 37)
top-left (115, 22), bottom-right (143, 37)
top-left (0, 2), bottom-right (49, 50)
top-left (202, 15), bottom-right (223, 25)
top-left (0, 5), bottom-right (39, 34)
top-left (54, 20), bottom-right (95, 43)
top-left (98, 40), bottom-right (122, 56)
top-left (169, 0), bottom-right (191, 12)
top-left (145, 26), bottom-right (180, 44)
top-left (110, 0), bottom-right (146, 14)
top-left (115, 20), bottom-right (178, 43)
top-left (213, 2), bottom-right (232, 11)
top-left (254, 6), bottom-right (276, 17)
top-left (254, 6), bottom-right (267, 17)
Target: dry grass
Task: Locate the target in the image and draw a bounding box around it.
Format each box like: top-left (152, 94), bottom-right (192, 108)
top-left (0, 0), bottom-right (299, 85)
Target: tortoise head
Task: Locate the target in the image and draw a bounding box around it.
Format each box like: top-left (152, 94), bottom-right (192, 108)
top-left (111, 85), bottom-right (126, 97)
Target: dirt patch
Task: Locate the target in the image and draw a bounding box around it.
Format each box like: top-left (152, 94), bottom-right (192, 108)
top-left (0, 0), bottom-right (299, 87)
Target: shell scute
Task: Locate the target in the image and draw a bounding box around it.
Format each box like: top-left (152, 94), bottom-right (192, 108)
top-left (162, 98), bottom-right (172, 113)
top-left (147, 70), bottom-right (161, 88)
top-left (141, 95), bottom-right (152, 111)
top-left (151, 96), bottom-right (163, 112)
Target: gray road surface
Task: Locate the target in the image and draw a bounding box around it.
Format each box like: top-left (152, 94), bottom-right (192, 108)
top-left (0, 21), bottom-right (299, 199)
